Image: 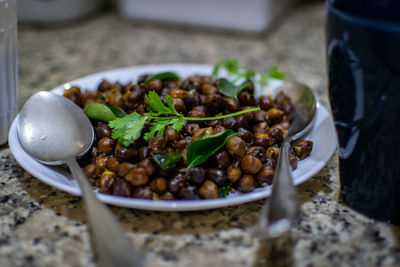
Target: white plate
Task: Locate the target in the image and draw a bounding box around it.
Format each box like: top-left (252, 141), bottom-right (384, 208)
top-left (8, 64), bottom-right (337, 211)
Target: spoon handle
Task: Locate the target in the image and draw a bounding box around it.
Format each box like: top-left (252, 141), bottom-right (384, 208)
top-left (65, 158), bottom-right (145, 267)
top-left (252, 141), bottom-right (299, 239)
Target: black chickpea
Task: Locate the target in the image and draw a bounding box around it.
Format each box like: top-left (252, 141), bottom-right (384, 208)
top-left (240, 155), bottom-right (262, 174)
top-left (69, 73), bottom-right (314, 201)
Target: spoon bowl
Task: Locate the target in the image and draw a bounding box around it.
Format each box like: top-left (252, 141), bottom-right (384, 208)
top-left (18, 91), bottom-right (94, 164)
top-left (17, 91), bottom-right (144, 267)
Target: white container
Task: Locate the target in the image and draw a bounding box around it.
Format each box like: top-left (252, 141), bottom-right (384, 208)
top-left (117, 0), bottom-right (293, 32)
top-left (0, 0), bottom-right (18, 145)
top-left (17, 0), bottom-right (102, 23)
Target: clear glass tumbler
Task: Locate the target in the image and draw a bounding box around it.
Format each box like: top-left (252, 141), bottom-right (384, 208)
top-left (0, 0), bottom-right (18, 145)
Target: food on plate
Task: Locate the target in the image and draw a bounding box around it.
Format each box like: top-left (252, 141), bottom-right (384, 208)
top-left (63, 59), bottom-right (313, 200)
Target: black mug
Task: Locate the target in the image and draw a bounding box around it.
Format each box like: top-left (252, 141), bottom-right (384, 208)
top-left (326, 0), bottom-right (400, 225)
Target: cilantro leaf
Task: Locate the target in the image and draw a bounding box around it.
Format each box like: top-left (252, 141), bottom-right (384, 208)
top-left (218, 186), bottom-right (229, 197)
top-left (144, 115), bottom-right (184, 140)
top-left (108, 112), bottom-right (148, 146)
top-left (140, 71), bottom-right (180, 86)
top-left (145, 91), bottom-right (179, 116)
top-left (259, 66), bottom-right (285, 87)
top-left (212, 58), bottom-right (240, 81)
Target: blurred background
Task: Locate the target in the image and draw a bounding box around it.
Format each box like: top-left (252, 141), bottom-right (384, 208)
top-left (17, 0), bottom-right (326, 107)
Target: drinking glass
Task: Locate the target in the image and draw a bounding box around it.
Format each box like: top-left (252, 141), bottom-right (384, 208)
top-left (326, 0), bottom-right (400, 224)
top-left (0, 0), bottom-right (18, 145)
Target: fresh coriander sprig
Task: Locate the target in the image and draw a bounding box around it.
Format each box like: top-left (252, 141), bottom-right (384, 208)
top-left (104, 91), bottom-right (260, 147)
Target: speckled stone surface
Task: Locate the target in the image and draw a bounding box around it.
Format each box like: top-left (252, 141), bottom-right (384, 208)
top-left (1, 1), bottom-right (400, 267)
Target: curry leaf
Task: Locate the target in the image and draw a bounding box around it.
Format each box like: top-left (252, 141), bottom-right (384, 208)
top-left (140, 71), bottom-right (180, 86)
top-left (218, 186), bottom-right (229, 197)
top-left (83, 103), bottom-right (117, 122)
top-left (186, 129), bottom-right (237, 169)
top-left (108, 106), bottom-right (127, 118)
top-left (217, 78), bottom-right (252, 99)
top-left (152, 152), bottom-right (182, 169)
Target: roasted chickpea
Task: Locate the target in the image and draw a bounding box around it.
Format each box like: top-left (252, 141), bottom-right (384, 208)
top-left (293, 140), bottom-right (313, 160)
top-left (253, 132), bottom-right (274, 148)
top-left (138, 158), bottom-right (156, 177)
top-left (225, 97), bottom-right (241, 111)
top-left (202, 84), bottom-right (218, 95)
top-left (123, 85), bottom-right (143, 108)
top-left (112, 179), bottom-right (133, 197)
top-left (117, 162), bottom-right (136, 177)
top-left (165, 125), bottom-right (180, 141)
top-left (167, 173), bottom-right (185, 194)
top-left (125, 167), bottom-right (148, 186)
top-left (132, 186), bottom-right (152, 199)
top-left (253, 122), bottom-right (269, 132)
top-left (266, 108), bottom-right (285, 124)
top-left (95, 122), bottom-right (112, 139)
top-left (104, 88), bottom-right (123, 107)
top-left (183, 90), bottom-right (201, 109)
top-left (213, 125), bottom-right (226, 134)
top-left (238, 174), bottom-right (256, 193)
top-left (223, 117), bottom-right (238, 130)
top-left (173, 98), bottom-right (187, 114)
top-left (95, 156), bottom-right (108, 176)
top-left (246, 146), bottom-right (266, 161)
top-left (161, 192), bottom-right (176, 200)
top-left (258, 95), bottom-right (274, 110)
top-left (253, 110), bottom-right (267, 123)
top-left (168, 88), bottom-right (187, 99)
top-left (214, 150), bottom-right (231, 169)
top-left (226, 136), bottom-right (246, 157)
top-left (97, 137), bottom-right (116, 154)
top-left (256, 166), bottom-right (274, 186)
top-left (179, 186), bottom-right (199, 200)
top-left (188, 107), bottom-right (207, 118)
top-left (150, 177), bottom-right (167, 194)
top-left (204, 94), bottom-right (223, 113)
top-left (188, 167), bottom-right (205, 186)
top-left (199, 180), bottom-right (218, 199)
top-left (269, 127), bottom-right (284, 144)
top-left (227, 165), bottom-right (242, 183)
top-left (63, 86), bottom-right (83, 107)
top-left (240, 155), bottom-right (262, 174)
top-left (84, 164), bottom-right (96, 179)
top-left (183, 123), bottom-right (200, 136)
top-left (148, 137), bottom-right (167, 154)
top-left (237, 128), bottom-right (253, 143)
top-left (115, 144), bottom-right (137, 162)
top-left (205, 168), bottom-right (226, 186)
top-left (238, 91), bottom-right (255, 106)
top-left (105, 157), bottom-right (119, 172)
top-left (99, 171), bottom-right (117, 194)
top-left (97, 80), bottom-right (112, 92)
top-left (146, 79), bottom-right (162, 92)
top-left (138, 146), bottom-right (151, 160)
top-left (265, 145), bottom-right (280, 160)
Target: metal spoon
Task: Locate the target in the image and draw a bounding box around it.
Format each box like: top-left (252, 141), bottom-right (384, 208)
top-left (252, 81), bottom-right (317, 239)
top-left (17, 91), bottom-right (145, 267)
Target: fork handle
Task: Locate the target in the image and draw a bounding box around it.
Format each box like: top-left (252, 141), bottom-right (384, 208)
top-left (66, 157), bottom-right (145, 267)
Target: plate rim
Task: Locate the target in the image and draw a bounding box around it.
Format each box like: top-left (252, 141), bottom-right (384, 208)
top-left (8, 63), bottom-right (337, 211)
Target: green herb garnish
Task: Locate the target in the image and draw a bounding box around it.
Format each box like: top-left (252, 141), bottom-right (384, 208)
top-left (186, 129), bottom-right (237, 169)
top-left (212, 59), bottom-right (285, 93)
top-left (108, 106), bottom-right (127, 118)
top-left (217, 78), bottom-right (252, 99)
top-left (106, 92), bottom-right (259, 147)
top-left (109, 112), bottom-right (148, 146)
top-left (84, 103), bottom-right (118, 122)
top-left (152, 152), bottom-right (182, 169)
top-left (140, 71), bottom-right (180, 86)
top-left (218, 186), bottom-right (229, 197)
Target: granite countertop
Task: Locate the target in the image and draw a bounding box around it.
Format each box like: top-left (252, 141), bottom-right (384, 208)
top-left (1, 1), bottom-right (400, 266)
